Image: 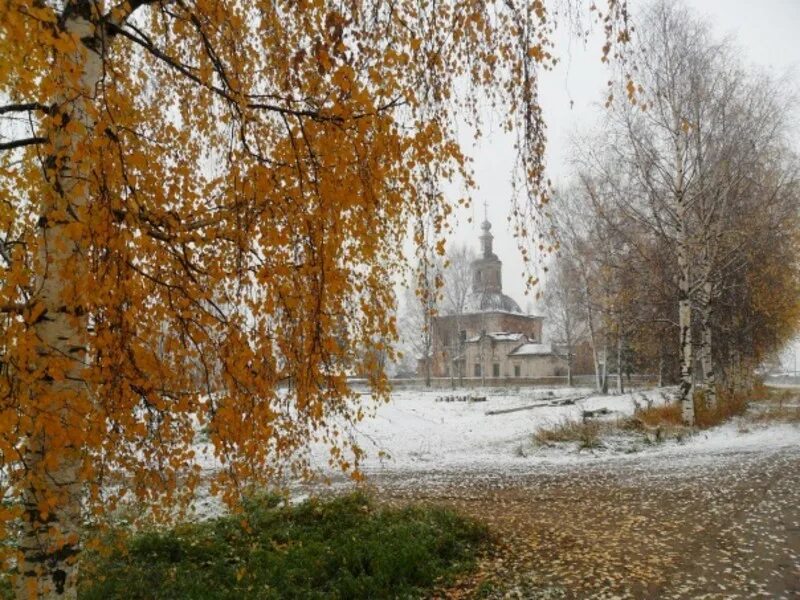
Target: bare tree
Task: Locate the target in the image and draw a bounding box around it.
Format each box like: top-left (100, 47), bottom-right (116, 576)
top-left (545, 257), bottom-right (586, 387)
top-left (399, 256), bottom-right (441, 387)
top-left (441, 244), bottom-right (475, 385)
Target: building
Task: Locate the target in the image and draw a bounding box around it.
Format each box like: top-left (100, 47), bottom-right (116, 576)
top-left (424, 218), bottom-right (569, 382)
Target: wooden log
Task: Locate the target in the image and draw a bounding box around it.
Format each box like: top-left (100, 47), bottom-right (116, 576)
top-left (582, 407), bottom-right (611, 421)
top-left (484, 394), bottom-right (590, 416)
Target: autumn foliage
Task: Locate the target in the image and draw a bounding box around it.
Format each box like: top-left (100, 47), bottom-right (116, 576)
top-left (0, 0), bottom-right (632, 596)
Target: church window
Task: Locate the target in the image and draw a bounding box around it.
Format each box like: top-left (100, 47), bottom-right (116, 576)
top-left (493, 363), bottom-right (500, 377)
top-left (514, 365), bottom-right (521, 377)
top-left (474, 363), bottom-right (481, 377)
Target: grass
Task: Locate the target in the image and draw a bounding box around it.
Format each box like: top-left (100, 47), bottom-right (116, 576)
top-left (533, 383), bottom-right (800, 454)
top-left (746, 386), bottom-right (800, 424)
top-left (621, 401), bottom-right (690, 443)
top-left (693, 388), bottom-right (750, 429)
top-left (628, 402), bottom-right (683, 428)
top-left (73, 491), bottom-right (489, 599)
top-left (533, 417), bottom-right (606, 449)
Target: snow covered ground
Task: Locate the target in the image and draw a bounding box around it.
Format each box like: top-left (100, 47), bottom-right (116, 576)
top-left (188, 385), bottom-right (800, 518)
top-left (300, 385), bottom-right (800, 477)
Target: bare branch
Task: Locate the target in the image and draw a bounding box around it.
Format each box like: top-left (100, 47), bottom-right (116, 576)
top-left (0, 103), bottom-right (52, 116)
top-left (0, 137), bottom-right (47, 151)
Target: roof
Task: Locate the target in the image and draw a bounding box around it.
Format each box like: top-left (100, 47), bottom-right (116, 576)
top-left (463, 290), bottom-right (523, 314)
top-left (437, 310), bottom-right (542, 319)
top-left (466, 331), bottom-right (525, 343)
top-left (509, 342), bottom-right (557, 357)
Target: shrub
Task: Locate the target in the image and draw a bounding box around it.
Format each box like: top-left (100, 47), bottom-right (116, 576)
top-left (694, 388), bottom-right (749, 429)
top-left (533, 417), bottom-right (605, 449)
top-left (627, 402), bottom-right (683, 429)
top-left (77, 491), bottom-right (489, 599)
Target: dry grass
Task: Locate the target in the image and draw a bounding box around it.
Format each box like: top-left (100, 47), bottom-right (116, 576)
top-left (694, 389), bottom-right (749, 429)
top-left (533, 383), bottom-right (797, 453)
top-left (629, 402), bottom-right (683, 428)
top-left (532, 417), bottom-right (606, 449)
top-left (747, 387), bottom-right (800, 424)
top-left (749, 404), bottom-right (800, 424)
top-left (621, 402), bottom-right (691, 443)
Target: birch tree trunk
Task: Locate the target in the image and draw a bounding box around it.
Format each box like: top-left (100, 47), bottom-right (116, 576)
top-left (601, 339), bottom-right (609, 395)
top-left (674, 133), bottom-right (695, 425)
top-left (581, 276), bottom-right (602, 393)
top-left (616, 325), bottom-right (624, 395)
top-left (17, 13), bottom-right (100, 599)
top-left (567, 357), bottom-right (573, 387)
top-left (591, 340), bottom-right (601, 392)
top-left (699, 279), bottom-right (717, 409)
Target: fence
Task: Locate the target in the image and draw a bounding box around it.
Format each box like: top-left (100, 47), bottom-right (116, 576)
top-left (348, 374), bottom-right (658, 391)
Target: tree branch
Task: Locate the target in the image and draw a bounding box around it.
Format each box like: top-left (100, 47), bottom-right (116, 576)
top-left (0, 302), bottom-right (29, 314)
top-left (0, 103), bottom-right (52, 116)
top-left (0, 137), bottom-right (47, 151)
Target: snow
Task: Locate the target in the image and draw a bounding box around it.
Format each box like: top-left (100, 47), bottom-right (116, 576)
top-left (508, 342), bottom-right (557, 356)
top-left (466, 331), bottom-right (525, 343)
top-left (188, 385), bottom-right (800, 517)
top-left (301, 386), bottom-right (800, 476)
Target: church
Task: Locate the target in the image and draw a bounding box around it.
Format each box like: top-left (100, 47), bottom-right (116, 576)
top-left (422, 218), bottom-right (569, 382)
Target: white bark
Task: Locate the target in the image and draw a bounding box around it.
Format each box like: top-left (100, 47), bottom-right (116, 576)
top-left (16, 14), bottom-right (101, 599)
top-left (698, 279), bottom-right (717, 409)
top-left (674, 128), bottom-right (695, 425)
top-left (616, 323), bottom-right (624, 395)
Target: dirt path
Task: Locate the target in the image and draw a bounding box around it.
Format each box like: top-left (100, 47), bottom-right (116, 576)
top-left (370, 440), bottom-right (800, 599)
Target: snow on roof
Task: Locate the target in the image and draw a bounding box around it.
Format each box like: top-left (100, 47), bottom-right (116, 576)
top-left (466, 332), bottom-right (525, 343)
top-left (509, 342), bottom-right (556, 356)
top-left (489, 332), bottom-right (525, 341)
top-left (437, 310), bottom-right (543, 319)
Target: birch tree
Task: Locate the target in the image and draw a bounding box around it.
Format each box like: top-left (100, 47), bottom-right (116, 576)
top-left (592, 0), bottom-right (790, 421)
top-left (0, 2), bottom-right (635, 594)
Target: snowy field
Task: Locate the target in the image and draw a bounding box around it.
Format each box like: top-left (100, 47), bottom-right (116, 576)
top-left (189, 385), bottom-right (800, 517)
top-left (301, 385), bottom-right (800, 476)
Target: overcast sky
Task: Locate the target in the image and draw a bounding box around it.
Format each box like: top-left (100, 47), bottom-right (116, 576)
top-left (440, 0), bottom-right (800, 314)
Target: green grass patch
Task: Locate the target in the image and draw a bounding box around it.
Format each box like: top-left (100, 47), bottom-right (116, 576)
top-left (78, 491), bottom-right (488, 599)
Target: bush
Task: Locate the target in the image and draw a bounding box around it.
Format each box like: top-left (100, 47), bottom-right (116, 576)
top-left (694, 388), bottom-right (749, 429)
top-left (533, 417), bottom-right (605, 449)
top-left (627, 402), bottom-right (683, 429)
top-left (619, 401), bottom-right (690, 444)
top-left (77, 492), bottom-right (489, 599)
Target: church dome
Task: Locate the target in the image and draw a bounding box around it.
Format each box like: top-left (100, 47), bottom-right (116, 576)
top-left (463, 290), bottom-right (523, 314)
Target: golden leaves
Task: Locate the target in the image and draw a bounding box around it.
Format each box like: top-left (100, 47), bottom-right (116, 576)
top-left (0, 2), bottom-right (633, 586)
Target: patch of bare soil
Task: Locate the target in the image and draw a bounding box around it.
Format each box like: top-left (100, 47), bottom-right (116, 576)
top-left (374, 441), bottom-right (800, 599)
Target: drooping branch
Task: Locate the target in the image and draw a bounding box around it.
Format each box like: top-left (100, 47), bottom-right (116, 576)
top-left (106, 18), bottom-right (399, 124)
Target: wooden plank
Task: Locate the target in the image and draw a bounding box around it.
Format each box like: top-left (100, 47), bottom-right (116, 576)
top-left (484, 394), bottom-right (589, 416)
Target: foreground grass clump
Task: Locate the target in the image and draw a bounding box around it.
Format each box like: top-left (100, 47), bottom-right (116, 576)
top-left (79, 492), bottom-right (488, 599)
top-left (533, 417), bottom-right (606, 449)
